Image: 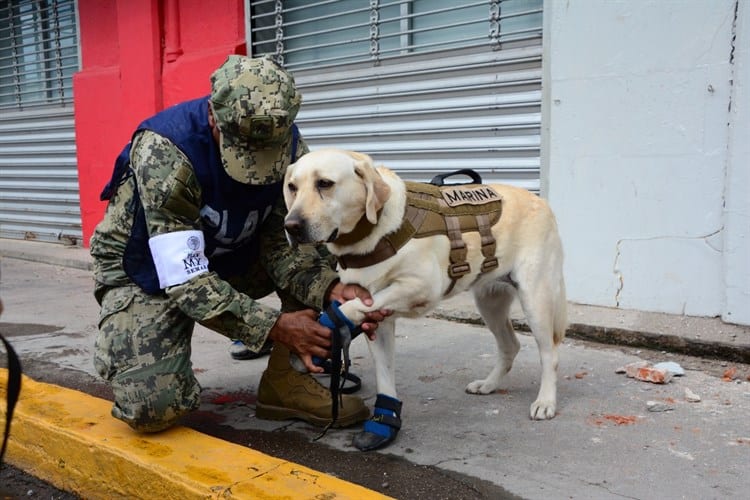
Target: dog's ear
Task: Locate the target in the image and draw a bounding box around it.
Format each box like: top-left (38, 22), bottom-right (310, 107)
top-left (350, 152), bottom-right (391, 224)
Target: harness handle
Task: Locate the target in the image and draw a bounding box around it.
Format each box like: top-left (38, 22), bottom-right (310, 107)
top-left (430, 169), bottom-right (482, 186)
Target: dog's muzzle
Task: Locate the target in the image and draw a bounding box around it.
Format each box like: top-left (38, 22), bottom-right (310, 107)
top-left (284, 214), bottom-right (340, 246)
top-left (284, 214), bottom-right (307, 246)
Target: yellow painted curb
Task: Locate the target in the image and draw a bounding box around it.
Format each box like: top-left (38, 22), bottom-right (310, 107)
top-left (0, 369), bottom-right (392, 499)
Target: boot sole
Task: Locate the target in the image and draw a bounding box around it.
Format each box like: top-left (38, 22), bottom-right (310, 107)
top-left (255, 402), bottom-right (370, 428)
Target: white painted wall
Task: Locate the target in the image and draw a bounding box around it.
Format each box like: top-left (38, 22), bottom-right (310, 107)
top-left (542, 0), bottom-right (749, 324)
top-left (723, 0), bottom-right (750, 325)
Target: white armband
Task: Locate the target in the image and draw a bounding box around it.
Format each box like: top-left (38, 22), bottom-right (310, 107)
top-left (148, 230), bottom-right (209, 289)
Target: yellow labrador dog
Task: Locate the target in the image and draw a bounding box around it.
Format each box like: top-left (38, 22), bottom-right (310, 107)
top-left (283, 149), bottom-right (567, 451)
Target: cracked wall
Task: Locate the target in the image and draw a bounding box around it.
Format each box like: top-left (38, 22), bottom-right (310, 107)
top-left (543, 0), bottom-right (748, 322)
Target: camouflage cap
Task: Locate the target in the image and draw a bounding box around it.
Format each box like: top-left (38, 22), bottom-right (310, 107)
top-left (210, 55), bottom-right (301, 185)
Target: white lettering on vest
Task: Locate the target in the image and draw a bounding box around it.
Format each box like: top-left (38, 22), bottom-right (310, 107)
top-left (442, 186), bottom-right (500, 207)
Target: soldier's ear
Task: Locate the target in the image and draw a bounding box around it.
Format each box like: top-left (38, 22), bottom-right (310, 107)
top-left (207, 103), bottom-right (220, 144)
top-left (207, 103), bottom-right (216, 127)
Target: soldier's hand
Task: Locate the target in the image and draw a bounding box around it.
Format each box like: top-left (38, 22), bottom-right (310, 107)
top-left (268, 309), bottom-right (331, 373)
top-left (328, 282), bottom-right (393, 340)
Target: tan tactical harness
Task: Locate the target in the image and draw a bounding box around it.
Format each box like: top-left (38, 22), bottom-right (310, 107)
top-left (336, 181), bottom-right (502, 294)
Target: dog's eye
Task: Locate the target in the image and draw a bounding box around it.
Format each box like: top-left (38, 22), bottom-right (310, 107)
top-left (316, 179), bottom-right (335, 190)
top-left (286, 183), bottom-right (297, 194)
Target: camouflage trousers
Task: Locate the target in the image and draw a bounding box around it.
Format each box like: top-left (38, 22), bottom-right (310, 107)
top-left (94, 265), bottom-right (307, 433)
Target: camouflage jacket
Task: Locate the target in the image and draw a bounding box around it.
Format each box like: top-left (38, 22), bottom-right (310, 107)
top-left (90, 129), bottom-right (339, 350)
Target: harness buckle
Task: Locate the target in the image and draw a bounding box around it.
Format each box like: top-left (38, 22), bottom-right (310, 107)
top-left (481, 257), bottom-right (499, 272)
top-left (448, 262), bottom-right (471, 279)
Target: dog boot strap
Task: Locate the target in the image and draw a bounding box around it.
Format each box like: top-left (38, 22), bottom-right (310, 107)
top-left (313, 300), bottom-right (362, 365)
top-left (365, 393), bottom-right (402, 431)
top-left (366, 409), bottom-right (402, 432)
top-left (374, 393), bottom-right (403, 414)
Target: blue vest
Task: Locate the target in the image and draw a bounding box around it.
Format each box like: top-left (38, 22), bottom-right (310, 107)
top-left (101, 96), bottom-right (298, 294)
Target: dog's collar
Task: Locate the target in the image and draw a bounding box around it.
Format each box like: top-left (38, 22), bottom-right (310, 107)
top-left (336, 218), bottom-right (415, 270)
top-left (332, 212), bottom-right (381, 247)
top-left (337, 237), bottom-right (397, 270)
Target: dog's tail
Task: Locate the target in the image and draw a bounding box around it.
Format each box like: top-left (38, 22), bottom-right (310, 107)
top-left (553, 275), bottom-right (568, 345)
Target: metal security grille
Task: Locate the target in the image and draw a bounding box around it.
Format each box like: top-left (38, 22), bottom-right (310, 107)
top-left (0, 0), bottom-right (77, 108)
top-left (248, 0), bottom-right (543, 191)
top-left (250, 0), bottom-right (542, 70)
top-left (0, 0), bottom-right (81, 244)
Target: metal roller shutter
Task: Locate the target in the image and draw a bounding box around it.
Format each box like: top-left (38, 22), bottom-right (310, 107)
top-left (248, 0), bottom-right (542, 191)
top-left (0, 0), bottom-right (81, 244)
top-left (0, 106), bottom-right (79, 244)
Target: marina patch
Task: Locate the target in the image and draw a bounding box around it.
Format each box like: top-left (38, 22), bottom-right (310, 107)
top-left (441, 185), bottom-right (500, 207)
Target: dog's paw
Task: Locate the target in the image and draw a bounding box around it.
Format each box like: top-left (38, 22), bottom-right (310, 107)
top-left (353, 394), bottom-right (402, 451)
top-left (465, 379), bottom-right (497, 395)
top-left (529, 399), bottom-right (556, 420)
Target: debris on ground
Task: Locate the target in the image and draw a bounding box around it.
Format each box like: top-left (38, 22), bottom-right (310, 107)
top-left (588, 414), bottom-right (639, 426)
top-left (616, 361), bottom-right (674, 384)
top-left (615, 360), bottom-right (648, 374)
top-left (647, 400), bottom-right (674, 412)
top-left (653, 361), bottom-right (685, 376)
top-left (722, 367), bottom-right (738, 382)
top-left (684, 387), bottom-right (701, 403)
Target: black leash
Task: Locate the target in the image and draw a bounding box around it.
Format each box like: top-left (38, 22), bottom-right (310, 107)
top-left (313, 303), bottom-right (361, 441)
top-left (1, 333), bottom-right (22, 465)
top-left (317, 360), bottom-right (362, 394)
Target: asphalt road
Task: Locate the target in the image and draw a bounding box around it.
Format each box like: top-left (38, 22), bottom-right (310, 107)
top-left (1, 257), bottom-right (749, 499)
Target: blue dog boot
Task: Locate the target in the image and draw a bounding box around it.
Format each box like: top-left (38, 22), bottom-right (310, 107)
top-left (313, 300), bottom-right (359, 367)
top-left (352, 394), bottom-right (402, 451)
top-left (310, 300), bottom-right (364, 439)
top-left (317, 301), bottom-right (357, 336)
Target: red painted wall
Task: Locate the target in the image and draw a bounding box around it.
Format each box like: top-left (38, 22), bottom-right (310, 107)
top-left (73, 0), bottom-right (246, 246)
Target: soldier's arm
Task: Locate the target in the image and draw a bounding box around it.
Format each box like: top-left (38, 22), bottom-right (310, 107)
top-left (131, 131), bottom-right (280, 352)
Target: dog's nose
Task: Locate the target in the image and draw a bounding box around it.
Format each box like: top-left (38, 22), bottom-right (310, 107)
top-left (284, 215), bottom-right (305, 240)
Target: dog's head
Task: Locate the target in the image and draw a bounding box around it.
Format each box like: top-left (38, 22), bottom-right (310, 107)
top-left (283, 149), bottom-right (391, 246)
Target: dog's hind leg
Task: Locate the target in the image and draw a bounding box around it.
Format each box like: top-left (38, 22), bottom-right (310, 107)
top-left (465, 281), bottom-right (520, 395)
top-left (515, 271), bottom-right (564, 420)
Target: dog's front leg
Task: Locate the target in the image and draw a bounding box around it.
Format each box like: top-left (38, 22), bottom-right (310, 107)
top-left (352, 316), bottom-right (403, 451)
top-left (366, 316), bottom-right (397, 398)
top-left (338, 276), bottom-right (436, 325)
top-left (336, 297), bottom-right (370, 326)
top-left (336, 297), bottom-right (399, 398)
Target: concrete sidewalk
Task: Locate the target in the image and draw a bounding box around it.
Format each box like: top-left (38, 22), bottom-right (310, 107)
top-left (2, 237), bottom-right (748, 363)
top-left (2, 237), bottom-right (749, 499)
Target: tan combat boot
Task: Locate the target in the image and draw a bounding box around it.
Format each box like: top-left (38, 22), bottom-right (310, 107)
top-left (255, 343), bottom-right (370, 427)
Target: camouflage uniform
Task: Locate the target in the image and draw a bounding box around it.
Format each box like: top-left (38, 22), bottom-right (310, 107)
top-left (90, 56), bottom-right (342, 432)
